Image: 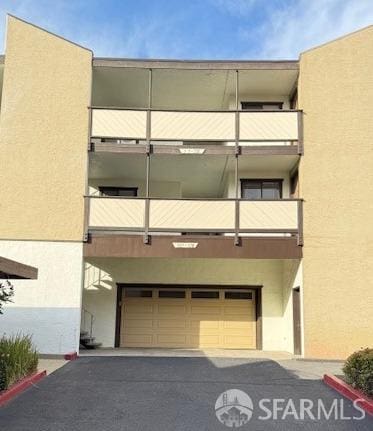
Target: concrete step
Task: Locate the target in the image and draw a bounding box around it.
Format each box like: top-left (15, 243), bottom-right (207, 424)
top-left (80, 335), bottom-right (95, 342)
top-left (83, 341), bottom-right (102, 350)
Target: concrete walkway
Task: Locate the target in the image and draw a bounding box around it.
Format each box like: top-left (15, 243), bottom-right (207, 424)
top-left (38, 358), bottom-right (68, 375)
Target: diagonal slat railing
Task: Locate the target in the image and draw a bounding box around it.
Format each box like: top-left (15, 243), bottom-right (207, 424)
top-left (86, 196), bottom-right (303, 245)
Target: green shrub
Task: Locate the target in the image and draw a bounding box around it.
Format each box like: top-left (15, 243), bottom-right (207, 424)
top-left (343, 348), bottom-right (373, 397)
top-left (0, 334), bottom-right (38, 391)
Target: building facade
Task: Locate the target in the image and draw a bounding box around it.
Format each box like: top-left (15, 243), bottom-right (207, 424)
top-left (0, 16), bottom-right (372, 359)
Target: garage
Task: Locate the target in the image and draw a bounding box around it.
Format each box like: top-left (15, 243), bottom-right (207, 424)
top-left (118, 287), bottom-right (257, 349)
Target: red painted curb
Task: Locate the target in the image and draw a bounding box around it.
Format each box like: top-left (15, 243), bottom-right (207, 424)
top-left (323, 374), bottom-right (373, 416)
top-left (64, 352), bottom-right (78, 360)
top-left (0, 370), bottom-right (47, 407)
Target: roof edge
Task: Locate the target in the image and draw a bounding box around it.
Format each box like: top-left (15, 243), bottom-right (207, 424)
top-left (6, 14), bottom-right (93, 55)
top-left (93, 58), bottom-right (299, 70)
top-left (0, 256), bottom-right (38, 279)
top-left (301, 24), bottom-right (373, 56)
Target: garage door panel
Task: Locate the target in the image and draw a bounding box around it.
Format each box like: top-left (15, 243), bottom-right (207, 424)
top-left (223, 305), bottom-right (252, 316)
top-left (124, 304), bottom-right (153, 314)
top-left (157, 319), bottom-right (187, 329)
top-left (158, 305), bottom-right (187, 314)
top-left (156, 334), bottom-right (187, 344)
top-left (121, 288), bottom-right (256, 349)
top-left (191, 306), bottom-right (222, 315)
top-left (190, 335), bottom-right (221, 347)
top-left (122, 334), bottom-right (153, 345)
top-left (223, 320), bottom-right (253, 329)
top-left (123, 319), bottom-right (153, 329)
top-left (190, 320), bottom-right (220, 330)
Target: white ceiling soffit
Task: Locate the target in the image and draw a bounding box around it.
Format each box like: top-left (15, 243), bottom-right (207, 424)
top-left (91, 67), bottom-right (298, 109)
top-left (89, 153), bottom-right (298, 197)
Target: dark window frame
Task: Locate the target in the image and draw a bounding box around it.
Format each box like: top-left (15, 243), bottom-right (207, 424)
top-left (158, 290), bottom-right (186, 299)
top-left (225, 291), bottom-right (253, 300)
top-left (241, 179), bottom-right (283, 199)
top-left (99, 186), bottom-right (138, 197)
top-left (241, 101), bottom-right (283, 110)
top-left (125, 289), bottom-right (153, 298)
top-left (191, 291), bottom-right (220, 299)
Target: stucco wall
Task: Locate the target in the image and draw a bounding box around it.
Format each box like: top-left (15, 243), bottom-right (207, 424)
top-left (298, 27), bottom-right (373, 359)
top-left (83, 258), bottom-right (294, 351)
top-left (0, 16), bottom-right (92, 241)
top-left (0, 240), bottom-right (83, 354)
top-left (282, 260), bottom-right (302, 354)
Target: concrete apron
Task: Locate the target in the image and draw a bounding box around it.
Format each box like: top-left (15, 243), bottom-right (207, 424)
top-left (78, 348), bottom-right (344, 380)
top-left (79, 348), bottom-right (293, 360)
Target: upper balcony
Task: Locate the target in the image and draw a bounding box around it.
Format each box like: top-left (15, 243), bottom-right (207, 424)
top-left (90, 61), bottom-right (302, 155)
top-left (84, 152), bottom-right (302, 259)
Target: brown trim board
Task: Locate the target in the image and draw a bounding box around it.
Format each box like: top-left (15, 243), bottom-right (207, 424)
top-left (115, 283), bottom-right (263, 350)
top-left (85, 235), bottom-right (302, 259)
top-left (0, 256), bottom-right (38, 279)
top-left (91, 142), bottom-right (300, 156)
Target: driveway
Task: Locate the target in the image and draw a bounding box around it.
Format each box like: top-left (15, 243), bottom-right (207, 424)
top-left (0, 357), bottom-right (372, 430)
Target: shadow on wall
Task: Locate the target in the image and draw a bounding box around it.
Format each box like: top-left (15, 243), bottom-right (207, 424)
top-left (84, 263), bottom-right (116, 293)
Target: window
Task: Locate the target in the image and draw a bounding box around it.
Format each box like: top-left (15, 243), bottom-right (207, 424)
top-left (158, 290), bottom-right (186, 299)
top-left (125, 289), bottom-right (152, 298)
top-left (99, 187), bottom-right (138, 197)
top-left (241, 179), bottom-right (283, 199)
top-left (241, 101), bottom-right (283, 110)
top-left (225, 291), bottom-right (253, 300)
top-left (191, 291), bottom-right (220, 299)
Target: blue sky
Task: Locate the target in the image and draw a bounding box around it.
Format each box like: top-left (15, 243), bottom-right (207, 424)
top-left (0, 0), bottom-right (372, 59)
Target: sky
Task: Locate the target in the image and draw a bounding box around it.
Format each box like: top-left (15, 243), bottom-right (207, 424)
top-left (0, 0), bottom-right (372, 59)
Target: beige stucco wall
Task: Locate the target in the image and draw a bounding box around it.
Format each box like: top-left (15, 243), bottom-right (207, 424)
top-left (83, 258), bottom-right (294, 351)
top-left (0, 16), bottom-right (92, 241)
top-left (298, 26), bottom-right (373, 359)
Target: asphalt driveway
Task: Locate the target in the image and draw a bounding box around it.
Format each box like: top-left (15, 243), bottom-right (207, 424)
top-left (0, 357), bottom-right (372, 430)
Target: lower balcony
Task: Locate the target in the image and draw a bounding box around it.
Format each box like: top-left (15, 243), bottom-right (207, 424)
top-left (85, 197), bottom-right (303, 259)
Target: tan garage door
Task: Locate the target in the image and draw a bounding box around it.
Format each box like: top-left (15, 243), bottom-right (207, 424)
top-left (120, 288), bottom-right (256, 349)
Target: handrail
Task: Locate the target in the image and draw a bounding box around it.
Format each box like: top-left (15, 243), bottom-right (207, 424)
top-left (85, 195), bottom-right (303, 202)
top-left (89, 105), bottom-right (302, 114)
top-left (81, 308), bottom-right (95, 339)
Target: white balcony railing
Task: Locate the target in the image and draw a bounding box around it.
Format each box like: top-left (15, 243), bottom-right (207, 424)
top-left (88, 197), bottom-right (301, 235)
top-left (91, 108), bottom-right (301, 143)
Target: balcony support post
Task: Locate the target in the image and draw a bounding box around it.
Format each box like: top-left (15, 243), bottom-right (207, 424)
top-left (297, 199), bottom-right (304, 246)
top-left (234, 70), bottom-right (241, 246)
top-left (144, 68), bottom-right (153, 244)
top-left (83, 195), bottom-right (90, 242)
top-left (297, 110), bottom-right (304, 155)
